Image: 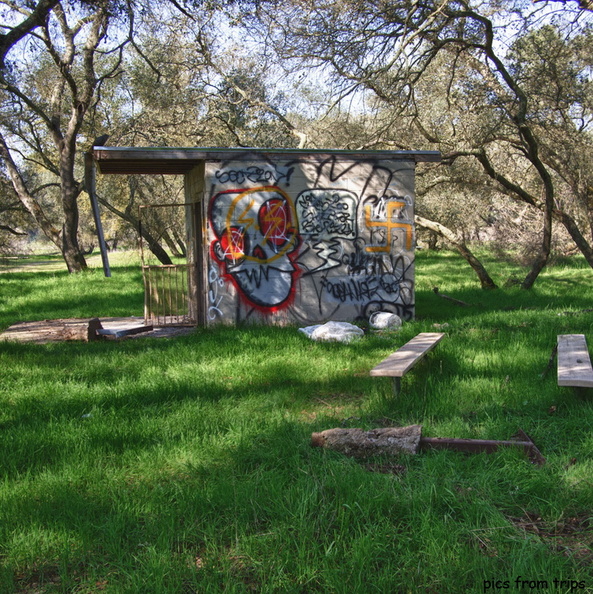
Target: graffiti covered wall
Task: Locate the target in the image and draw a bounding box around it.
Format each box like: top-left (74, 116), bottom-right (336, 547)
top-left (205, 152), bottom-right (416, 325)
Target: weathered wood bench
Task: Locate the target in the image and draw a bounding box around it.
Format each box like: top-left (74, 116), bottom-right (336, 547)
top-left (370, 332), bottom-right (445, 396)
top-left (557, 334), bottom-right (593, 389)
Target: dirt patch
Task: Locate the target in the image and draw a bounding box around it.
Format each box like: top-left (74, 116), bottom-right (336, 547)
top-left (0, 317), bottom-right (195, 344)
top-left (507, 512), bottom-right (593, 564)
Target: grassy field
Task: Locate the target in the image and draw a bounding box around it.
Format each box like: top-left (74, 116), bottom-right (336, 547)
top-left (1, 250), bottom-right (593, 593)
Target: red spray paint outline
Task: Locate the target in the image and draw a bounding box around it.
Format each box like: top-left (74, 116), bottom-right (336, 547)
top-left (208, 187), bottom-right (302, 314)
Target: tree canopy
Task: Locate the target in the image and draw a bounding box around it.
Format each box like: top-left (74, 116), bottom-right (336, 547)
top-left (1, 0), bottom-right (592, 287)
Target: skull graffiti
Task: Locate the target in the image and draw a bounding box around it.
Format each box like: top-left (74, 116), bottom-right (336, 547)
top-left (209, 186), bottom-right (301, 310)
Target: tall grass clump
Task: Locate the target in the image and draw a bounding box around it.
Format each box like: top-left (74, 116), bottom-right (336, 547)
top-left (1, 250), bottom-right (593, 592)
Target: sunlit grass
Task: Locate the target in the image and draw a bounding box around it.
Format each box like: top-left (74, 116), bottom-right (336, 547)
top-left (1, 250), bottom-right (593, 592)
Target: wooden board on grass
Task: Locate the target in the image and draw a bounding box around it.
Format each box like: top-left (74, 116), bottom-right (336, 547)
top-left (370, 332), bottom-right (445, 378)
top-left (557, 334), bottom-right (593, 388)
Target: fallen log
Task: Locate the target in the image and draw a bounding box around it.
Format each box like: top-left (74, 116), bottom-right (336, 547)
top-left (311, 426), bottom-right (545, 465)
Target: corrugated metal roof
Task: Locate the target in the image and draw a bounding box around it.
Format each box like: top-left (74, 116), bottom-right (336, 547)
top-left (92, 146), bottom-right (441, 175)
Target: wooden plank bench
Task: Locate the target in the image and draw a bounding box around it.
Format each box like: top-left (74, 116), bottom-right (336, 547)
top-left (370, 332), bottom-right (445, 396)
top-left (557, 334), bottom-right (593, 389)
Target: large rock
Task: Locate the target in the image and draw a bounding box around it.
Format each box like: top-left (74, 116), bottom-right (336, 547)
top-left (369, 311), bottom-right (402, 330)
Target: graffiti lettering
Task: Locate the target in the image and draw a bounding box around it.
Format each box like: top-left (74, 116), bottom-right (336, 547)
top-left (342, 239), bottom-right (378, 276)
top-left (321, 274), bottom-right (404, 304)
top-left (322, 276), bottom-right (380, 303)
top-left (296, 189), bottom-right (356, 274)
top-left (215, 165), bottom-right (293, 186)
top-left (296, 189), bottom-right (357, 239)
top-left (206, 154), bottom-right (417, 323)
top-left (343, 242), bottom-right (413, 279)
top-left (208, 264), bottom-right (225, 320)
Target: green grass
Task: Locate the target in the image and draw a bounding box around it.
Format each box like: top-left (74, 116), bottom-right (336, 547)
top-left (1, 250), bottom-right (593, 592)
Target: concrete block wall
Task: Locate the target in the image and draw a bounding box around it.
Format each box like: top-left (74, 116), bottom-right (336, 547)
top-left (204, 152), bottom-right (416, 325)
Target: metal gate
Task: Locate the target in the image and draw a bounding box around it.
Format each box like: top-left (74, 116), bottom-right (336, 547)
top-left (140, 203), bottom-right (197, 327)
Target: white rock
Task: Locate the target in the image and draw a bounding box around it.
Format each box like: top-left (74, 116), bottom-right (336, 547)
top-left (369, 312), bottom-right (402, 330)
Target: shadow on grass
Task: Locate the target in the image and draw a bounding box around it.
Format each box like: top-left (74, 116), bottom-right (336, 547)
top-left (2, 319), bottom-right (591, 487)
top-left (4, 252), bottom-right (593, 590)
top-left (9, 401), bottom-right (590, 592)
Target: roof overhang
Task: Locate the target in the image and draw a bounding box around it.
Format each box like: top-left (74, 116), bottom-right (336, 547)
top-left (92, 147), bottom-right (442, 175)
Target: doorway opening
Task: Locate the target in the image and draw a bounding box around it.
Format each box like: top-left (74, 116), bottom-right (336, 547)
top-left (139, 203), bottom-right (197, 326)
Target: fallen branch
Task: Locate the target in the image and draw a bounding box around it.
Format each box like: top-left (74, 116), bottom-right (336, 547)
top-left (541, 344), bottom-right (558, 379)
top-left (433, 287), bottom-right (471, 307)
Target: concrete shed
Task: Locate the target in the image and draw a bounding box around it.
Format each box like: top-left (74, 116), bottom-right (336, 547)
top-left (92, 147), bottom-right (441, 326)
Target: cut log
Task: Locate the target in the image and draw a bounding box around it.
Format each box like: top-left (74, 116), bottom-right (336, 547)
top-left (310, 425), bottom-right (422, 457)
top-left (61, 318), bottom-right (103, 342)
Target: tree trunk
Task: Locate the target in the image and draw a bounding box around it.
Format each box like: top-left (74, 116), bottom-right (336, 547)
top-left (2, 138), bottom-right (88, 272)
top-left (415, 215), bottom-right (498, 289)
top-left (472, 144), bottom-right (552, 290)
top-left (587, 186), bottom-right (593, 244)
top-left (61, 222), bottom-right (87, 272)
top-left (161, 228), bottom-right (184, 258)
top-left (142, 229), bottom-right (174, 265)
top-left (517, 126), bottom-right (554, 290)
top-left (173, 228), bottom-right (187, 257)
top-left (554, 208), bottom-right (593, 268)
top-left (521, 198), bottom-right (552, 290)
top-left (0, 133), bottom-right (65, 252)
top-left (59, 143), bottom-right (87, 272)
top-left (0, 2), bottom-right (112, 274)
top-left (97, 196), bottom-right (173, 265)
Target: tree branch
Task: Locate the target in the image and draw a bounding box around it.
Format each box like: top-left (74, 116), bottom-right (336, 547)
top-left (0, 0), bottom-right (59, 69)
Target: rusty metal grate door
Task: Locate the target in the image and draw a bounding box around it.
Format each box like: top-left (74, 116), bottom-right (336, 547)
top-left (143, 264), bottom-right (194, 326)
top-left (140, 203), bottom-right (197, 327)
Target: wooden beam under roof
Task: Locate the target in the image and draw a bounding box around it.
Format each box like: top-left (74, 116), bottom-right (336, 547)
top-left (92, 146), bottom-right (442, 175)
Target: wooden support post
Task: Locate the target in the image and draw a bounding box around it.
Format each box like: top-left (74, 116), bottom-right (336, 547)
top-left (393, 377), bottom-right (401, 397)
top-left (84, 152), bottom-right (111, 277)
top-left (184, 164), bottom-right (206, 326)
